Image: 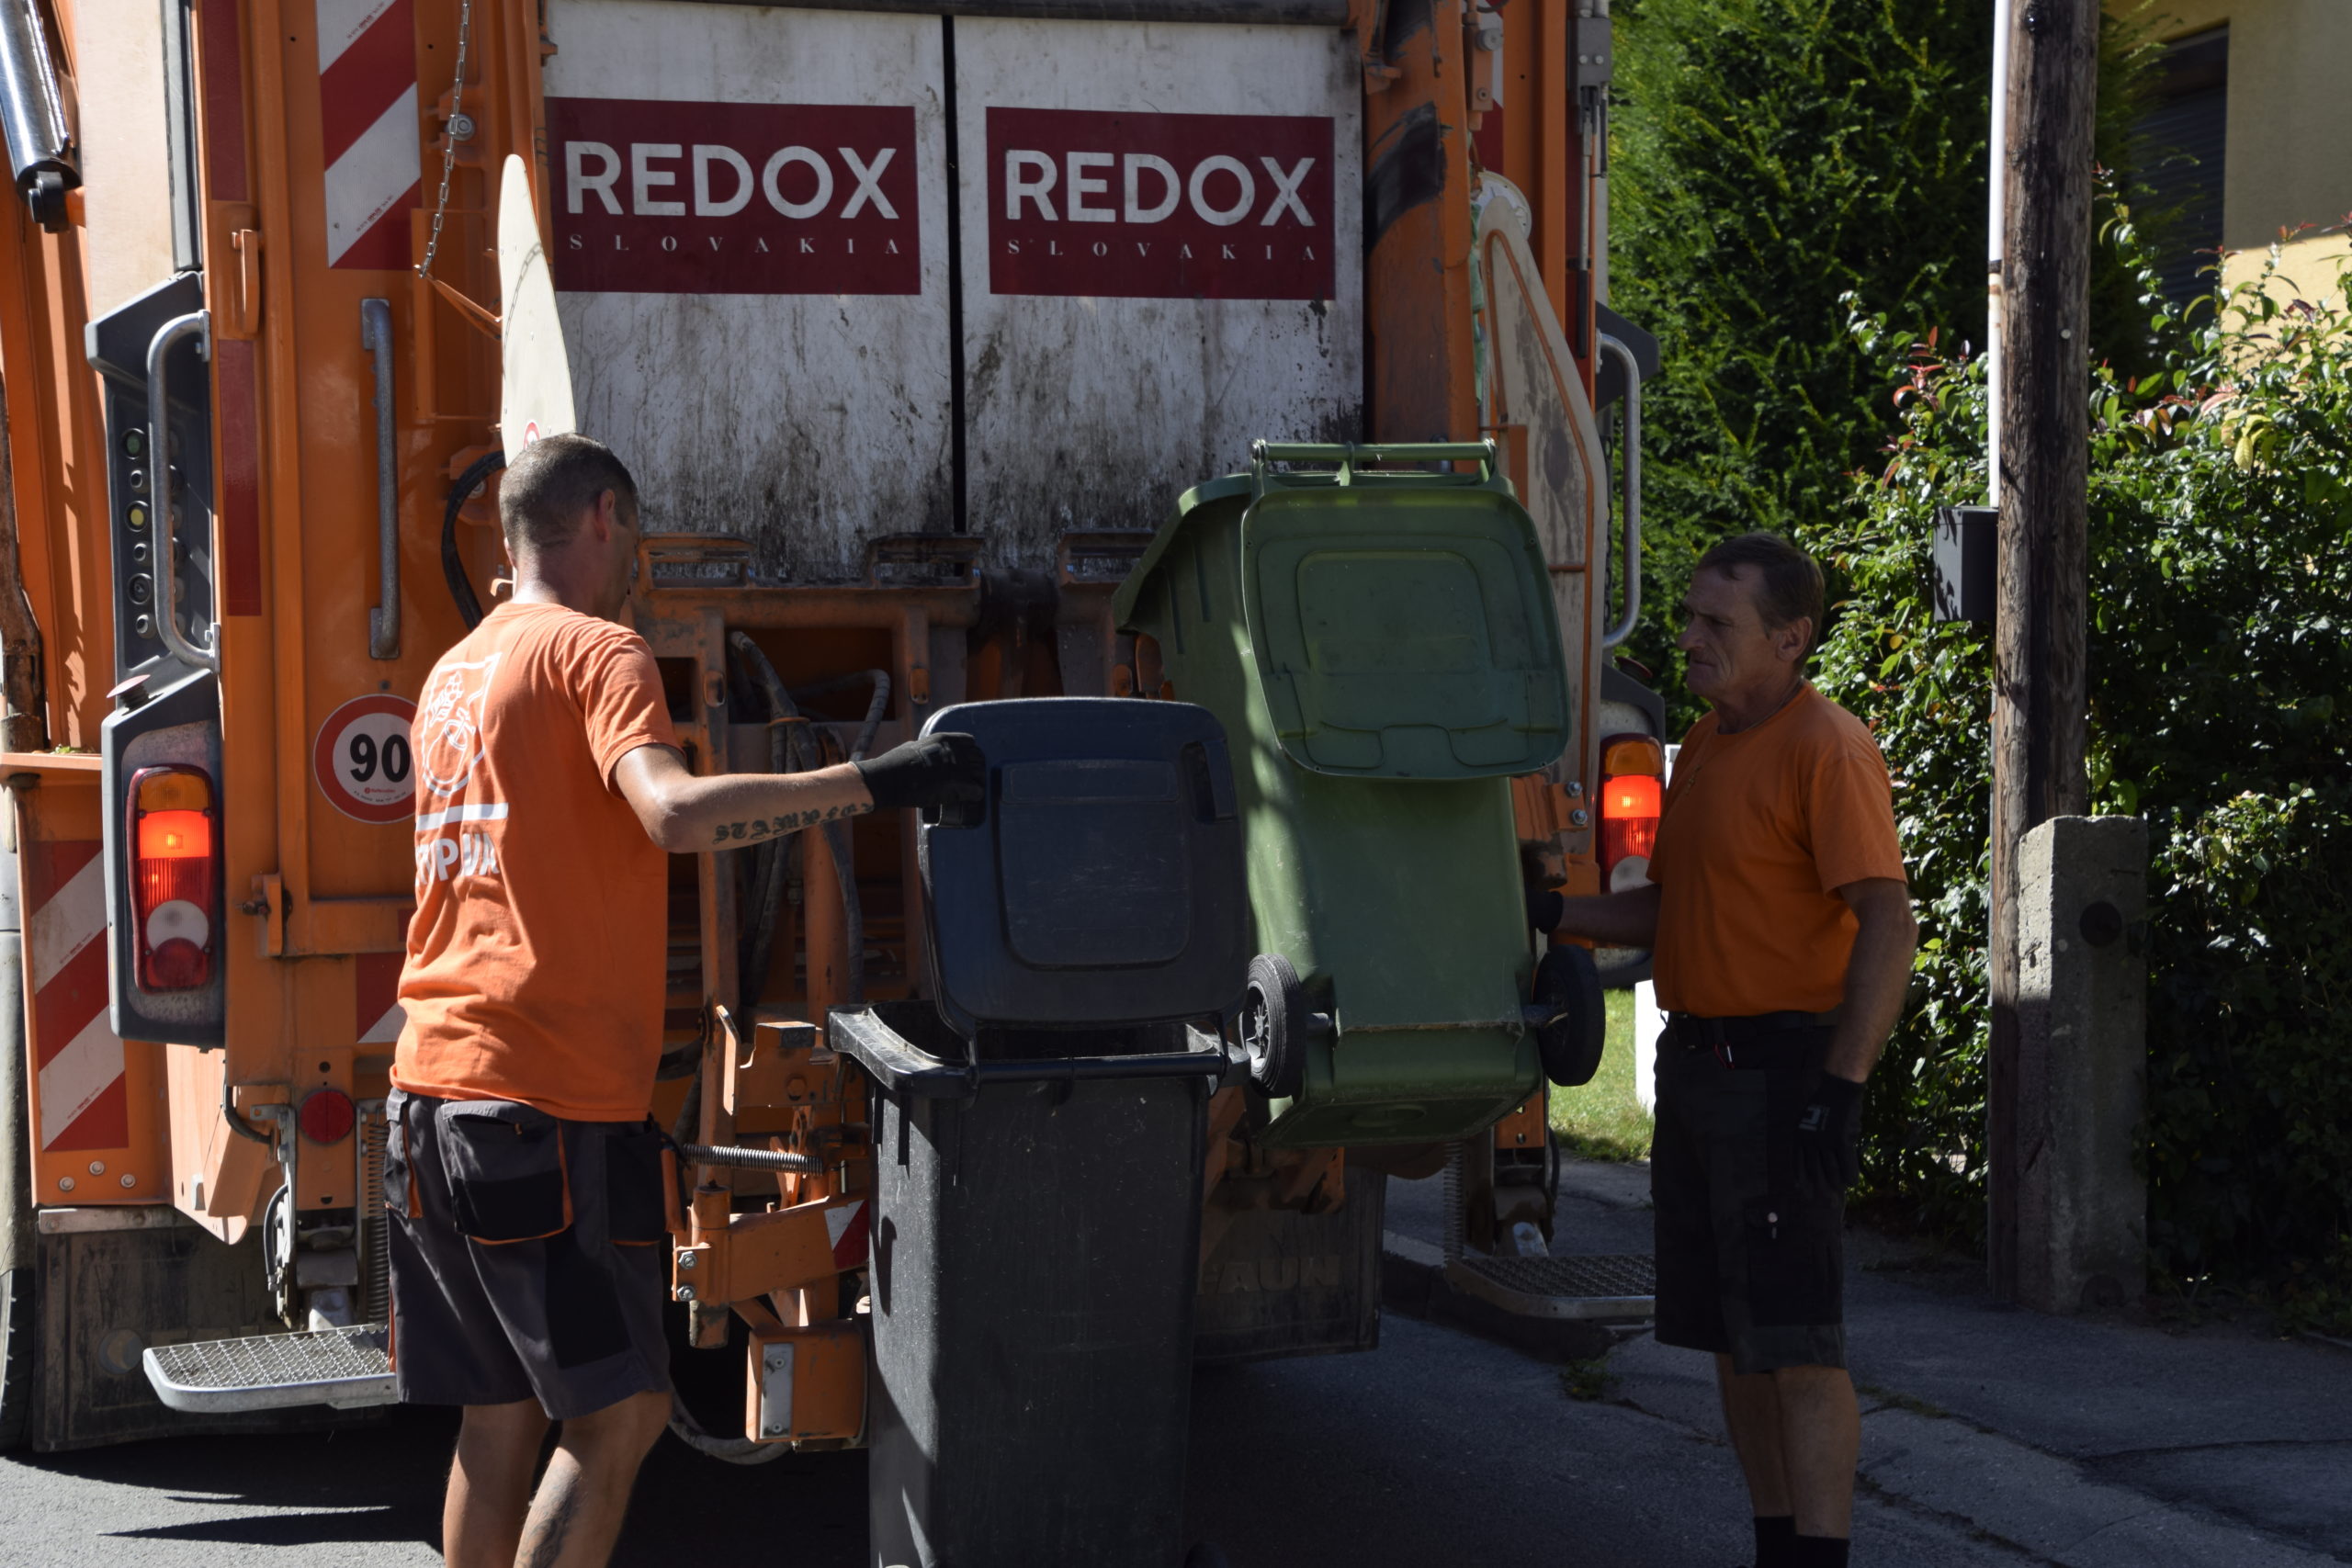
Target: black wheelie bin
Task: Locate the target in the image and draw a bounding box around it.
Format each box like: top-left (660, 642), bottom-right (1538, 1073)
top-left (828, 696), bottom-right (1248, 1568)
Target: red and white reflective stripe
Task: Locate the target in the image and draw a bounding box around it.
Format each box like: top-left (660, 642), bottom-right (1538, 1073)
top-left (25, 841), bottom-right (128, 1151)
top-left (356, 950), bottom-right (406, 1045)
top-left (319, 0), bottom-right (421, 270)
top-left (825, 1199), bottom-right (868, 1269)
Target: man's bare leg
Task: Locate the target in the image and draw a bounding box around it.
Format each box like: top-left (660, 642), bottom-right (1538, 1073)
top-left (1769, 1365), bottom-right (1860, 1539)
top-left (514, 1389), bottom-right (672, 1568)
top-left (447, 1398), bottom-right (552, 1568)
top-left (1716, 1355), bottom-right (1792, 1517)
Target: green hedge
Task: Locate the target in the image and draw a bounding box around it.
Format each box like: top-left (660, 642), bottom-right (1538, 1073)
top-left (1610, 0), bottom-right (2161, 724)
top-left (1808, 235), bottom-right (2352, 1295)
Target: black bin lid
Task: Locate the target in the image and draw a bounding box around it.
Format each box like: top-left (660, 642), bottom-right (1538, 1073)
top-left (920, 698), bottom-right (1248, 1036)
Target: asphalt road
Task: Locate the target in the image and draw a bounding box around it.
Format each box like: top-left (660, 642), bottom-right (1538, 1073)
top-left (0, 1310), bottom-right (2018, 1568)
top-left (16, 1160), bottom-right (2334, 1567)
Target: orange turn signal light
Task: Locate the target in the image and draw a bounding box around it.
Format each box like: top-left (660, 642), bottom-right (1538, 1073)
top-left (1600, 735), bottom-right (1666, 777)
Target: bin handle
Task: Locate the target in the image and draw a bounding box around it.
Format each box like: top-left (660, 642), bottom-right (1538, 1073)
top-left (1251, 439), bottom-right (1498, 488)
top-left (1598, 333), bottom-right (1643, 649)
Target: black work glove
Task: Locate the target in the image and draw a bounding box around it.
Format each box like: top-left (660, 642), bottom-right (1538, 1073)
top-left (855, 732), bottom-right (987, 813)
top-left (1527, 887), bottom-right (1566, 934)
top-left (1792, 1072), bottom-right (1866, 1192)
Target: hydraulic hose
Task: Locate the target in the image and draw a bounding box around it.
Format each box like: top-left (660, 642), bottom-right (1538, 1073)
top-left (729, 634), bottom-right (803, 1021)
top-left (788, 669), bottom-right (892, 761)
top-left (442, 450), bottom-right (504, 631)
top-left (222, 1074), bottom-right (272, 1145)
top-left (727, 633), bottom-right (866, 1010)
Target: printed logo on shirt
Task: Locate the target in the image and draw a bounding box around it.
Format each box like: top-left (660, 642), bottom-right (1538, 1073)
top-left (413, 802), bottom-right (513, 891)
top-left (418, 652), bottom-right (503, 798)
top-left (415, 825), bottom-right (503, 891)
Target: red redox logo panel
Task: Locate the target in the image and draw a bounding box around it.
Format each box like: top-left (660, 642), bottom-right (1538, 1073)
top-left (547, 97), bottom-right (922, 295)
top-left (985, 107), bottom-right (1335, 301)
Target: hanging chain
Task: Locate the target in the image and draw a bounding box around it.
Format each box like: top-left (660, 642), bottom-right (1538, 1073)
top-left (415, 0), bottom-right (475, 282)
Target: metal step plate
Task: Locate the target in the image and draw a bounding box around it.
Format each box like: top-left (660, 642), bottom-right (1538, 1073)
top-left (1443, 1252), bottom-right (1655, 1322)
top-left (142, 1324), bottom-right (397, 1414)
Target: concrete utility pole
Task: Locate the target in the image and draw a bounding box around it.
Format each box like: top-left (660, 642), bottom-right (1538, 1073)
top-left (1988, 0), bottom-right (2098, 1303)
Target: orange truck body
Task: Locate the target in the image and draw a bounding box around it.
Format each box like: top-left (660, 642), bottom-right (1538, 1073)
top-left (0, 0), bottom-right (1630, 1450)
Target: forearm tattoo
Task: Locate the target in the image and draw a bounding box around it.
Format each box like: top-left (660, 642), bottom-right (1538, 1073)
top-left (708, 802), bottom-right (862, 846)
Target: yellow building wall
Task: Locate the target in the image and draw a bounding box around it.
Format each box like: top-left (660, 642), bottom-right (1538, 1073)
top-left (2132, 0), bottom-right (2352, 305)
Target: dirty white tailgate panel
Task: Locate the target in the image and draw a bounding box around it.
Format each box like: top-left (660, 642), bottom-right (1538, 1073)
top-left (543, 1), bottom-right (951, 581)
top-left (955, 19), bottom-right (1363, 561)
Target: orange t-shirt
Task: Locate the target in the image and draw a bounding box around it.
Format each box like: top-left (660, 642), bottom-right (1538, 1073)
top-left (391, 602), bottom-right (680, 1122)
top-left (1647, 684), bottom-right (1906, 1017)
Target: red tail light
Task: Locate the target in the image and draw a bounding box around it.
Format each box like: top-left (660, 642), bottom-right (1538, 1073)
top-left (1599, 735), bottom-right (1665, 890)
top-left (128, 764), bottom-right (219, 991)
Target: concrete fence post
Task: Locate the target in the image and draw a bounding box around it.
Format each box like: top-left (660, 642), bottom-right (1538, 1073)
top-left (2014, 815), bottom-right (2148, 1314)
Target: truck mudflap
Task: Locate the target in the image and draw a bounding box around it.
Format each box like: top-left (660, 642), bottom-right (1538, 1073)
top-left (141, 1322), bottom-right (395, 1413)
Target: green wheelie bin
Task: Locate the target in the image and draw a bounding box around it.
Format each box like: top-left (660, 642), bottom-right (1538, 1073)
top-left (1111, 440), bottom-right (1604, 1150)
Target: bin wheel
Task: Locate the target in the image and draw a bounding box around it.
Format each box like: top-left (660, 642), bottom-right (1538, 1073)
top-left (1240, 953), bottom-right (1307, 1100)
top-left (1532, 946), bottom-right (1606, 1088)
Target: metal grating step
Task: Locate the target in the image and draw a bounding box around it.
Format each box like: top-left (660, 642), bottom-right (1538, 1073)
top-left (1445, 1252), bottom-right (1655, 1322)
top-left (142, 1324), bottom-right (397, 1414)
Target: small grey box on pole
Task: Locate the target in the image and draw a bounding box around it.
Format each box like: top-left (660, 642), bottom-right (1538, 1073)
top-left (2012, 817), bottom-right (2147, 1314)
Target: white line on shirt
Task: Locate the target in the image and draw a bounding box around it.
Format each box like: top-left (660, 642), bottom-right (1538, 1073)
top-left (414, 802), bottom-right (511, 832)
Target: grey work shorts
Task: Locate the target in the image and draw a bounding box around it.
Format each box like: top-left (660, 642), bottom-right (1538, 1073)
top-left (384, 1088), bottom-right (673, 1419)
top-left (1649, 1027), bottom-right (1849, 1374)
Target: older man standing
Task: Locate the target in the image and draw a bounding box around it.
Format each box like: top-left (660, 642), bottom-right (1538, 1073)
top-left (1535, 533), bottom-right (1916, 1567)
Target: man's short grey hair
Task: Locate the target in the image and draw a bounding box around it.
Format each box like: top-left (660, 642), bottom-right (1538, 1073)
top-left (498, 434), bottom-right (638, 556)
top-left (1695, 532), bottom-right (1826, 660)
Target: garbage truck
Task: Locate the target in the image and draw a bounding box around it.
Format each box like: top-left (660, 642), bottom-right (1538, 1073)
top-left (0, 0), bottom-right (1667, 1510)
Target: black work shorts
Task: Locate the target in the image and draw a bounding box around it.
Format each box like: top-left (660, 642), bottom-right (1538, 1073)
top-left (1650, 1029), bottom-right (1848, 1373)
top-left (384, 1088), bottom-right (673, 1419)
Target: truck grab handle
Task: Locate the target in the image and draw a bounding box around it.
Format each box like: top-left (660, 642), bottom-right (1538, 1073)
top-left (363, 299), bottom-right (399, 660)
top-left (145, 310), bottom-right (218, 673)
top-left (1598, 332), bottom-right (1643, 649)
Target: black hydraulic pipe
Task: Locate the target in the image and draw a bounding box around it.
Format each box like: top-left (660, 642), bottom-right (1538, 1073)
top-left (221, 1075), bottom-right (272, 1144)
top-left (788, 670), bottom-right (891, 761)
top-left (442, 450), bottom-right (503, 630)
top-left (729, 635), bottom-right (799, 1019)
top-left (729, 633), bottom-right (865, 1010)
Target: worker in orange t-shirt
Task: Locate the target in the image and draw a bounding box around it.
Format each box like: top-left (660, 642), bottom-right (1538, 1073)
top-left (1532, 534), bottom-right (1917, 1568)
top-left (384, 434), bottom-right (983, 1568)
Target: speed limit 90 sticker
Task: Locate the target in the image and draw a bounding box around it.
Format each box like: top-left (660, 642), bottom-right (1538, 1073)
top-left (314, 694), bottom-right (419, 825)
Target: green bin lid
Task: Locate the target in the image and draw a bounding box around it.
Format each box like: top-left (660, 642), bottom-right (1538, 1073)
top-left (1241, 445), bottom-right (1570, 780)
top-left (1111, 474), bottom-right (1251, 629)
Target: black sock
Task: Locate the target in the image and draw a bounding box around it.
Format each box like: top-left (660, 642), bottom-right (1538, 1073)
top-left (1753, 1515), bottom-right (1796, 1567)
top-left (1791, 1534), bottom-right (1850, 1568)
